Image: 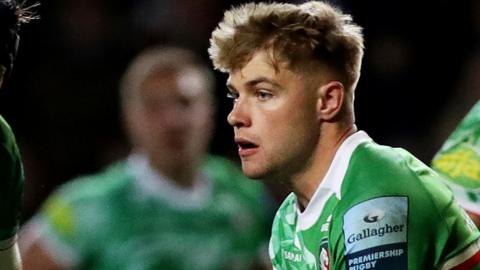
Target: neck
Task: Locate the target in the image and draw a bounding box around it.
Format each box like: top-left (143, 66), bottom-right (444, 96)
top-left (148, 154), bottom-right (200, 188)
top-left (291, 124), bottom-right (357, 210)
top-left (162, 168), bottom-right (198, 188)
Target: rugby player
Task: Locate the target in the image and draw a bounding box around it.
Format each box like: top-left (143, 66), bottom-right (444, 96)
top-left (209, 1), bottom-right (480, 269)
top-left (0, 0), bottom-right (34, 269)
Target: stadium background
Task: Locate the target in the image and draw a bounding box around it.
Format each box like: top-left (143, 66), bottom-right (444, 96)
top-left (0, 0), bottom-right (479, 220)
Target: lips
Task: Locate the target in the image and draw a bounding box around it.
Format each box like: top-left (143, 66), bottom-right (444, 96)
top-left (235, 137), bottom-right (259, 157)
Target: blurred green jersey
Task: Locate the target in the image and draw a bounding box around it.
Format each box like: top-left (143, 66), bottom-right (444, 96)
top-left (34, 154), bottom-right (271, 270)
top-left (432, 101), bottom-right (480, 215)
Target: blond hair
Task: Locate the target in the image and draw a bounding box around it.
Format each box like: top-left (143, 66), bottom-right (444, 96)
top-left (120, 46), bottom-right (214, 108)
top-left (209, 1), bottom-right (364, 91)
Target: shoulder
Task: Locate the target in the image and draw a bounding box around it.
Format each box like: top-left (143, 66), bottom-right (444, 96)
top-left (52, 160), bottom-right (131, 203)
top-left (0, 115), bottom-right (14, 139)
top-left (0, 116), bottom-right (22, 180)
top-left (335, 142), bottom-right (464, 239)
top-left (330, 142), bottom-right (480, 268)
top-left (37, 160), bottom-right (133, 234)
top-left (39, 161), bottom-right (132, 231)
top-left (343, 142), bottom-right (453, 204)
top-left (349, 142), bottom-right (431, 178)
top-left (0, 115), bottom-right (19, 157)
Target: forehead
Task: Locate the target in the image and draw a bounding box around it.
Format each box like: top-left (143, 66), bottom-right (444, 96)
top-left (231, 51), bottom-right (274, 77)
top-left (227, 50), bottom-right (300, 88)
top-left (140, 66), bottom-right (209, 99)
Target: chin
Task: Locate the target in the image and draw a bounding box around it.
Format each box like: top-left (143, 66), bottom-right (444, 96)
top-left (242, 171), bottom-right (265, 180)
top-left (242, 164), bottom-right (278, 182)
top-left (241, 166), bottom-right (268, 180)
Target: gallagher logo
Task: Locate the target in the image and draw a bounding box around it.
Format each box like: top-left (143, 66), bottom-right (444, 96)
top-left (363, 209), bottom-right (385, 223)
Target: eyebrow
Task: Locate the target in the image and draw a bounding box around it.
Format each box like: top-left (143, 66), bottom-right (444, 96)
top-left (226, 76), bottom-right (282, 92)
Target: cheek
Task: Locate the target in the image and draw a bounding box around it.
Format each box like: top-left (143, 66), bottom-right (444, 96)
top-left (264, 107), bottom-right (318, 156)
top-left (254, 91), bottom-right (317, 149)
top-left (136, 114), bottom-right (168, 140)
top-left (191, 106), bottom-right (213, 131)
top-left (259, 112), bottom-right (301, 149)
top-left (126, 112), bottom-right (145, 141)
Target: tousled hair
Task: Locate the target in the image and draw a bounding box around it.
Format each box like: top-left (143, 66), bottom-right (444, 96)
top-left (209, 1), bottom-right (364, 91)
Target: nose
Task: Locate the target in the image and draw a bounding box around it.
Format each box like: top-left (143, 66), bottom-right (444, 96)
top-left (227, 100), bottom-right (251, 128)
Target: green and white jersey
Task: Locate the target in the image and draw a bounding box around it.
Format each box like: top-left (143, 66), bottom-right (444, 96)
top-left (32, 154), bottom-right (271, 270)
top-left (269, 131), bottom-right (480, 270)
top-left (0, 115), bottom-right (24, 241)
top-left (432, 101), bottom-right (480, 215)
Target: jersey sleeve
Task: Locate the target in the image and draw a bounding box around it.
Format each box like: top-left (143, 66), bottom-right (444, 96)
top-left (329, 145), bottom-right (480, 270)
top-left (409, 151), bottom-right (480, 269)
top-left (330, 194), bottom-right (480, 270)
top-left (32, 175), bottom-right (111, 268)
top-left (32, 184), bottom-right (88, 267)
top-left (432, 183), bottom-right (480, 269)
top-left (0, 117), bottom-right (24, 241)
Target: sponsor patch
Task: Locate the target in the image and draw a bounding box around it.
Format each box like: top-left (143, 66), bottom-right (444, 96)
top-left (343, 197), bottom-right (408, 270)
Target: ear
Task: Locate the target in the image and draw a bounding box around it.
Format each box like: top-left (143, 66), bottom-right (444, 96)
top-left (316, 81), bottom-right (345, 121)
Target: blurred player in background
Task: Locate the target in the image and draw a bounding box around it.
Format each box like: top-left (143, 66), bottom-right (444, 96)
top-left (0, 0), bottom-right (34, 269)
top-left (432, 101), bottom-right (480, 227)
top-left (209, 1), bottom-right (480, 269)
top-left (20, 46), bottom-right (272, 270)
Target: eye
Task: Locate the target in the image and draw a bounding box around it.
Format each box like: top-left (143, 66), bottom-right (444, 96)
top-left (226, 91), bottom-right (239, 102)
top-left (257, 90), bottom-right (273, 101)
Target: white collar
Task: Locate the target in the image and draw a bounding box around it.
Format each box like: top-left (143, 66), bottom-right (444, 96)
top-left (126, 153), bottom-right (212, 210)
top-left (297, 131), bottom-right (372, 230)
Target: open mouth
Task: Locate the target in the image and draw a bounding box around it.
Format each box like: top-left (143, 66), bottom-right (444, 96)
top-left (235, 138), bottom-right (259, 155)
top-left (238, 141), bottom-right (258, 149)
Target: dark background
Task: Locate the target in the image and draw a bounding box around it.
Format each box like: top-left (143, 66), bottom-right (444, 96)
top-left (1, 0), bottom-right (480, 220)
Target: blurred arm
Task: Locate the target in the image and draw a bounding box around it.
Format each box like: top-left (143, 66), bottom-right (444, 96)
top-left (19, 222), bottom-right (67, 270)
